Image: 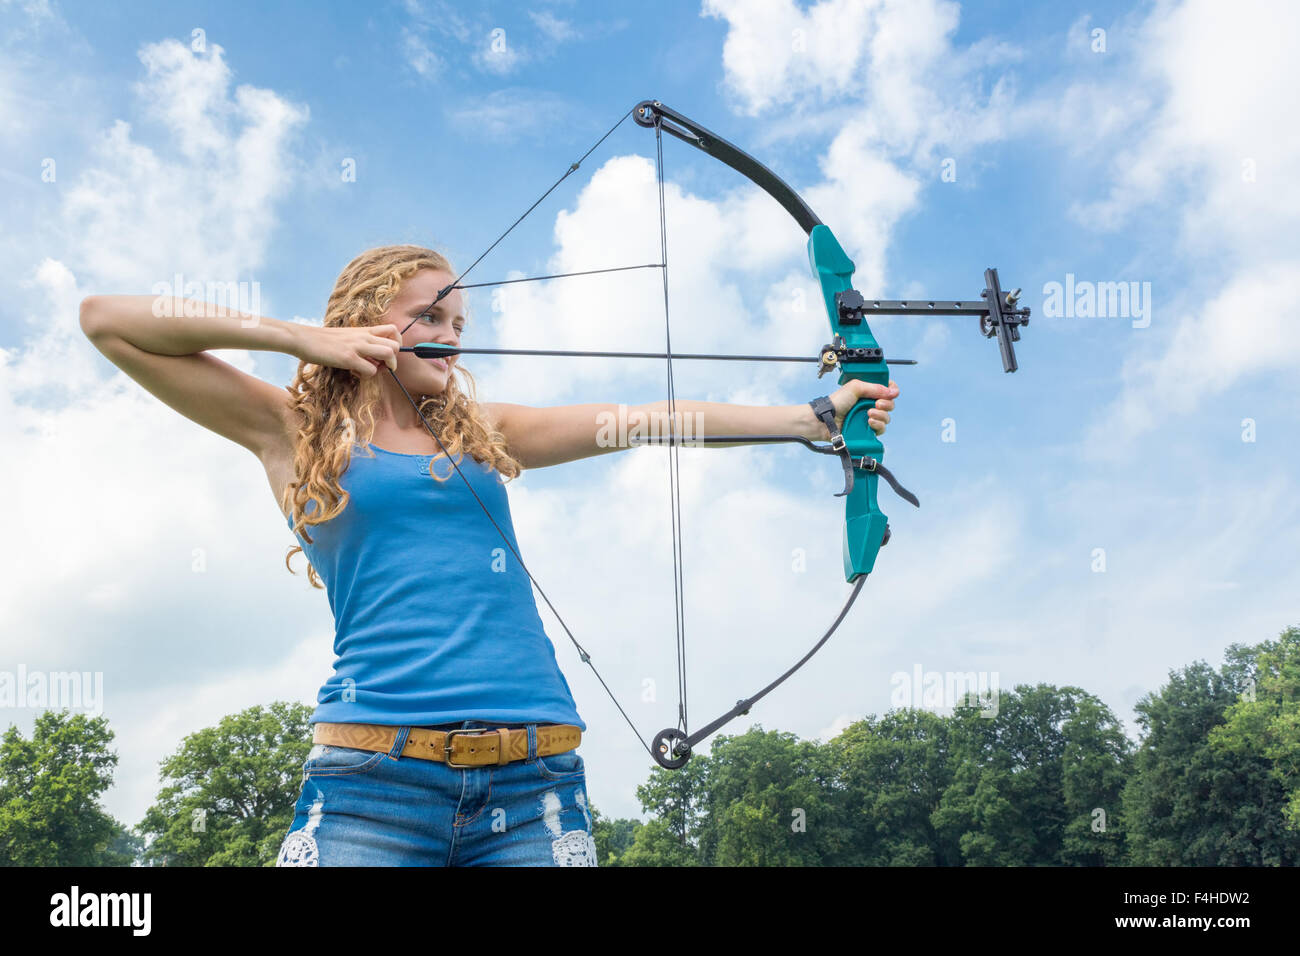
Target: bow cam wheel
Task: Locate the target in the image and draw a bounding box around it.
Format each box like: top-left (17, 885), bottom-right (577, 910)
top-left (652, 728), bottom-right (692, 769)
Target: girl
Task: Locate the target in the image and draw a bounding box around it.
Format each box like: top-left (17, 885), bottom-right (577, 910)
top-left (78, 243), bottom-right (898, 866)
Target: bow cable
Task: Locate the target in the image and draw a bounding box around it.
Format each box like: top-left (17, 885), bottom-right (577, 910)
top-left (400, 108), bottom-right (642, 335)
top-left (655, 119), bottom-right (691, 741)
top-left (385, 368), bottom-right (656, 760)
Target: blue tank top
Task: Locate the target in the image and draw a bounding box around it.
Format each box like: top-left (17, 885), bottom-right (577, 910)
top-left (290, 444), bottom-right (585, 729)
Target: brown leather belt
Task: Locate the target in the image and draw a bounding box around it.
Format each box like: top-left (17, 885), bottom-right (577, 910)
top-left (312, 722), bottom-right (582, 768)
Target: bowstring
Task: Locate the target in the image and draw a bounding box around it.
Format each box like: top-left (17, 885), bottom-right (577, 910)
top-left (655, 121), bottom-right (690, 743)
top-left (655, 120), bottom-right (694, 848)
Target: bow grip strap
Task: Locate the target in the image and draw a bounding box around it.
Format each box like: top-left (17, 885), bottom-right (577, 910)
top-left (808, 396), bottom-right (919, 507)
top-left (860, 457), bottom-right (920, 508)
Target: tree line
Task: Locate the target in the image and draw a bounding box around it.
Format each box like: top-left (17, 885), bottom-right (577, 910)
top-left (2, 626), bottom-right (1296, 866)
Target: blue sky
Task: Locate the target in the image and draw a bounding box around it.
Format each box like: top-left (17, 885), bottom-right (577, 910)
top-left (1, 0), bottom-right (1297, 829)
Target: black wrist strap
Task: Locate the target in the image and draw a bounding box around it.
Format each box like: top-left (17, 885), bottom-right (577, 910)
top-left (809, 397), bottom-right (854, 497)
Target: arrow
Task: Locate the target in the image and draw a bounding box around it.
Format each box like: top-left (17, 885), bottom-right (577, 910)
top-left (404, 343), bottom-right (917, 365)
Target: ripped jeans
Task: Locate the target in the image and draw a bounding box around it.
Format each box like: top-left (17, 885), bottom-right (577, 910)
top-left (275, 720), bottom-right (597, 866)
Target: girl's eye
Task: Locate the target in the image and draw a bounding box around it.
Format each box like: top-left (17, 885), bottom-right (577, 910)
top-left (413, 312), bottom-right (463, 335)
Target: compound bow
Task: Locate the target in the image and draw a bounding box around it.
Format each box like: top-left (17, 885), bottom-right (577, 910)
top-left (388, 100), bottom-right (1030, 770)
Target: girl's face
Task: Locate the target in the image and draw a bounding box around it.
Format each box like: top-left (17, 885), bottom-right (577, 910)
top-left (387, 268), bottom-right (466, 396)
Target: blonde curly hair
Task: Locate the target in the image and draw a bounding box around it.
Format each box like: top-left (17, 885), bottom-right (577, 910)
top-left (283, 244), bottom-right (521, 587)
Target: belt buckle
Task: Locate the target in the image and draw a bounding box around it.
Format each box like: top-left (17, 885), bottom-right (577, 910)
top-left (443, 728), bottom-right (498, 768)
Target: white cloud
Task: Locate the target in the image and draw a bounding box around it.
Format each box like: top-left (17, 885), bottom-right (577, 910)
top-left (1065, 0), bottom-right (1300, 262)
top-left (402, 0), bottom-right (584, 80)
top-left (702, 0), bottom-right (877, 113)
top-left (472, 29), bottom-right (524, 76)
top-left (1046, 0), bottom-right (1300, 445)
top-left (696, 0), bottom-right (1022, 317)
top-left (60, 39), bottom-right (307, 289)
top-left (703, 0), bottom-right (1017, 163)
top-left (402, 0), bottom-right (472, 44)
top-left (447, 87), bottom-right (576, 143)
top-left (1090, 262), bottom-right (1300, 449)
top-left (529, 11), bottom-right (578, 43)
top-left (402, 28), bottom-right (444, 80)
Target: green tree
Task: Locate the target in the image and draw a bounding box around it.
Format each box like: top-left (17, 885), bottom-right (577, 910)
top-left (0, 710), bottom-right (132, 865)
top-left (1123, 649), bottom-right (1300, 865)
top-left (136, 701), bottom-right (313, 866)
top-left (590, 801), bottom-right (641, 866)
top-left (694, 728), bottom-right (838, 866)
top-left (827, 709), bottom-right (956, 865)
top-left (1059, 695), bottom-right (1132, 865)
top-left (1211, 627), bottom-right (1300, 832)
top-left (615, 750), bottom-right (708, 866)
top-left (933, 685), bottom-right (1130, 865)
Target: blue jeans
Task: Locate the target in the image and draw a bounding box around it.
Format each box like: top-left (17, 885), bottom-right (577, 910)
top-left (275, 720), bottom-right (597, 866)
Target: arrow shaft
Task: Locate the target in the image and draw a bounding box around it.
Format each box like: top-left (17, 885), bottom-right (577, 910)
top-left (405, 344), bottom-right (917, 364)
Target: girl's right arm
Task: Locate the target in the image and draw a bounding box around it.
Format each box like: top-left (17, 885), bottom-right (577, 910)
top-left (78, 296), bottom-right (399, 465)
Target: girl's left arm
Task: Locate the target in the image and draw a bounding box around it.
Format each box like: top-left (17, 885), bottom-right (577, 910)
top-left (485, 381), bottom-right (898, 469)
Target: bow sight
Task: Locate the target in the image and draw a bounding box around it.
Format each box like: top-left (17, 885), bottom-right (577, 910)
top-left (826, 271), bottom-right (1030, 375)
